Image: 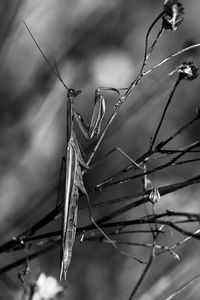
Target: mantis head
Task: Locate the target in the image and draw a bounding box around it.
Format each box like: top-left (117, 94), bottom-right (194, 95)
top-left (67, 89), bottom-right (82, 99)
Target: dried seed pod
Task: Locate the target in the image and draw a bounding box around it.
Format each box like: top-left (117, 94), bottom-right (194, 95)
top-left (149, 188), bottom-right (161, 204)
top-left (162, 0), bottom-right (184, 31)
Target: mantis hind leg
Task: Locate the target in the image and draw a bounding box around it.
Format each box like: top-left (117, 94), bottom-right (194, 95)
top-left (84, 192), bottom-right (144, 263)
top-left (91, 147), bottom-right (142, 170)
top-left (84, 192), bottom-right (117, 248)
top-left (90, 147), bottom-right (143, 190)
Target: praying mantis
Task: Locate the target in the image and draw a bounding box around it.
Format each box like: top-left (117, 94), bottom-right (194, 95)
top-left (59, 86), bottom-right (121, 280)
top-left (24, 22), bottom-right (124, 280)
top-left (59, 86), bottom-right (141, 279)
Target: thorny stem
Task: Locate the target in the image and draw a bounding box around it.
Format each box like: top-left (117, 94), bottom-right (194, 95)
top-left (151, 77), bottom-right (182, 148)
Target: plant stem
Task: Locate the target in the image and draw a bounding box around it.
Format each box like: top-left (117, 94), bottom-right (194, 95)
top-left (151, 77), bottom-right (181, 148)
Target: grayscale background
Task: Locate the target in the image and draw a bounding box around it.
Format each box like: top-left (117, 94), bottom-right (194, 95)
top-left (0, 1), bottom-right (200, 299)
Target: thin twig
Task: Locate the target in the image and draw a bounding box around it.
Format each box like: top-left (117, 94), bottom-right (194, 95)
top-left (1, 212), bottom-right (200, 275)
top-left (87, 20), bottom-right (199, 167)
top-left (0, 242), bottom-right (58, 275)
top-left (151, 77), bottom-right (182, 148)
top-left (98, 141), bottom-right (200, 189)
top-left (157, 228), bottom-right (200, 256)
top-left (155, 115), bottom-right (199, 151)
top-left (143, 43), bottom-right (200, 77)
top-left (128, 224), bottom-right (164, 299)
top-left (1, 173), bottom-right (200, 255)
top-left (164, 273), bottom-right (200, 300)
top-left (129, 247), bottom-right (154, 300)
top-left (140, 12), bottom-right (164, 72)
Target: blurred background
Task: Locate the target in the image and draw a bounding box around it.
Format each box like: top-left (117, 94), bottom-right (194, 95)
top-left (0, 0), bottom-right (200, 299)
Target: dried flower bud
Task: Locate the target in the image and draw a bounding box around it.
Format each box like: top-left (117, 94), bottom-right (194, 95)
top-left (162, 0), bottom-right (184, 31)
top-left (178, 62), bottom-right (199, 80)
top-left (149, 188), bottom-right (160, 204)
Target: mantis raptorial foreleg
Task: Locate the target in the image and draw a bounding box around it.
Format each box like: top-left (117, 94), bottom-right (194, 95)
top-left (75, 87), bottom-right (121, 140)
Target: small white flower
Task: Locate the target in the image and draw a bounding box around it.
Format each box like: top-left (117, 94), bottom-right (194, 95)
top-left (32, 273), bottom-right (63, 300)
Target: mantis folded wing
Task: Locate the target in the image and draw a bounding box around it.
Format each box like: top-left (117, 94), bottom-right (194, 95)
top-left (60, 130), bottom-right (87, 280)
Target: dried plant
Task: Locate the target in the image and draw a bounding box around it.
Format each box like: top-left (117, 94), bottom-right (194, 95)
top-left (1, 1), bottom-right (200, 299)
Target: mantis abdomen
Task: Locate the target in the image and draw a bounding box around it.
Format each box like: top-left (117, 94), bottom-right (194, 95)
top-left (60, 137), bottom-right (86, 280)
